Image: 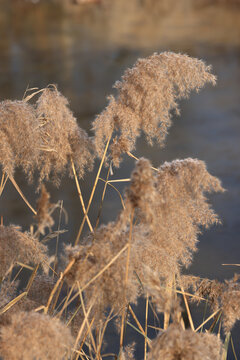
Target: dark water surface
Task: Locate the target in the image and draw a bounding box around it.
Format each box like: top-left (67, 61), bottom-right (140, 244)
top-left (0, 0), bottom-right (240, 356)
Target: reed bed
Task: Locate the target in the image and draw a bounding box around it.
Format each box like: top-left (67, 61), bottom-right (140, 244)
top-left (0, 51), bottom-right (239, 360)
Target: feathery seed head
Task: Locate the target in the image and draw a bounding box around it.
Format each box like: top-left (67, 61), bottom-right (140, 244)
top-left (36, 86), bottom-right (94, 185)
top-left (0, 311), bottom-right (73, 360)
top-left (128, 157), bottom-right (224, 281)
top-left (0, 225), bottom-right (48, 278)
top-left (0, 100), bottom-right (40, 180)
top-left (64, 220), bottom-right (138, 322)
top-left (93, 52), bottom-right (216, 166)
top-left (35, 184), bottom-right (54, 235)
top-left (148, 323), bottom-right (222, 360)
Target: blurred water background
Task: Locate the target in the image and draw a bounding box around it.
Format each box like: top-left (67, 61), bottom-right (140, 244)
top-left (0, 0), bottom-right (240, 357)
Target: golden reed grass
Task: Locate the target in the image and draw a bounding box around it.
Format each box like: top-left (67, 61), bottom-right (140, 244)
top-left (0, 52), bottom-right (238, 360)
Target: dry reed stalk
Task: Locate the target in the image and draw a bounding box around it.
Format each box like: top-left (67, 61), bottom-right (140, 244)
top-left (58, 284), bottom-right (76, 318)
top-left (127, 151), bottom-right (159, 172)
top-left (0, 175), bottom-right (8, 197)
top-left (0, 292), bottom-right (27, 316)
top-left (94, 166), bottom-right (111, 230)
top-left (48, 279), bottom-right (64, 316)
top-left (11, 265), bottom-right (24, 283)
top-left (144, 295), bottom-right (149, 360)
top-left (163, 278), bottom-right (174, 330)
top-left (95, 309), bottom-right (115, 360)
top-left (53, 200), bottom-right (63, 273)
top-left (195, 309), bottom-right (221, 332)
top-left (25, 264), bottom-right (40, 293)
top-left (99, 178), bottom-right (126, 209)
top-left (71, 156), bottom-right (93, 232)
top-left (0, 172), bottom-right (8, 197)
top-left (75, 133), bottom-right (112, 245)
top-left (74, 316), bottom-right (95, 360)
top-left (128, 305), bottom-right (151, 347)
top-left (9, 176), bottom-right (36, 215)
top-left (77, 282), bottom-right (97, 355)
top-left (0, 172), bottom-right (5, 190)
top-left (222, 264), bottom-right (240, 266)
top-left (74, 296), bottom-right (95, 359)
top-left (222, 332), bottom-right (231, 360)
top-left (44, 258), bottom-right (76, 314)
top-left (119, 210), bottom-right (134, 354)
top-left (180, 285), bottom-right (195, 331)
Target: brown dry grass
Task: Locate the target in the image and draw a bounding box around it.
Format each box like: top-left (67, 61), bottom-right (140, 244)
top-left (0, 52), bottom-right (238, 360)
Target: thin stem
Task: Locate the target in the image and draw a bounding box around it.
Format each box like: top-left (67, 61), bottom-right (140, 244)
top-left (95, 165), bottom-right (111, 230)
top-left (222, 264), bottom-right (240, 267)
top-left (128, 305), bottom-right (151, 347)
top-left (99, 178), bottom-right (125, 210)
top-left (0, 172), bottom-right (9, 197)
top-left (77, 282), bottom-right (97, 354)
top-left (120, 210), bottom-right (134, 352)
top-left (0, 172), bottom-right (5, 193)
top-left (44, 258), bottom-right (76, 314)
top-left (222, 332), bottom-right (231, 360)
top-left (53, 200), bottom-right (63, 273)
top-left (75, 317), bottom-right (95, 360)
top-left (164, 279), bottom-right (173, 330)
top-left (209, 311), bottom-right (222, 334)
top-left (144, 296), bottom-right (149, 360)
top-left (9, 176), bottom-right (36, 215)
top-left (107, 179), bottom-right (130, 183)
top-left (96, 310), bottom-right (114, 359)
top-left (181, 285), bottom-right (194, 331)
top-left (195, 309), bottom-right (221, 332)
top-left (75, 133), bottom-right (112, 245)
top-left (26, 264), bottom-right (40, 293)
top-left (49, 280), bottom-right (64, 316)
top-left (71, 157), bottom-right (93, 233)
top-left (127, 151), bottom-right (159, 172)
top-left (231, 336), bottom-right (238, 360)
top-left (0, 292), bottom-right (27, 315)
top-left (57, 284), bottom-right (75, 318)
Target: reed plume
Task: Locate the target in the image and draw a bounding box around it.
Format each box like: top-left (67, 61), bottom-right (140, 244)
top-left (0, 87), bottom-right (94, 186)
top-left (0, 311), bottom-right (73, 360)
top-left (64, 155), bottom-right (223, 323)
top-left (221, 274), bottom-right (240, 333)
top-left (36, 86), bottom-right (94, 185)
top-left (26, 274), bottom-right (57, 306)
top-left (181, 275), bottom-right (224, 309)
top-left (0, 280), bottom-right (39, 327)
top-left (183, 274), bottom-right (240, 334)
top-left (128, 158), bottom-right (224, 283)
top-left (35, 184), bottom-right (54, 235)
top-left (93, 52), bottom-right (216, 166)
top-left (0, 101), bottom-right (41, 180)
top-left (64, 217), bottom-right (138, 322)
top-left (0, 225), bottom-right (48, 278)
top-left (148, 323), bottom-right (223, 360)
